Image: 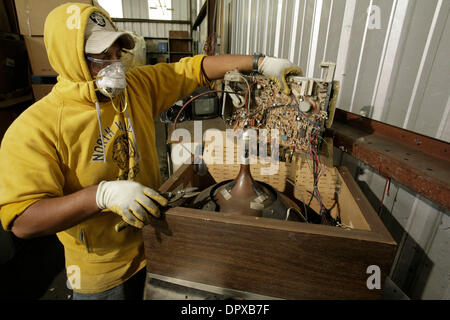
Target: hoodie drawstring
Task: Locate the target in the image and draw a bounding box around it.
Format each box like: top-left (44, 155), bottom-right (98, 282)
top-left (125, 109), bottom-right (141, 162)
top-left (95, 101), bottom-right (107, 163)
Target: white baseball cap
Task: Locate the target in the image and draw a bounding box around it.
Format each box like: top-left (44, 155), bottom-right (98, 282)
top-left (84, 11), bottom-right (135, 54)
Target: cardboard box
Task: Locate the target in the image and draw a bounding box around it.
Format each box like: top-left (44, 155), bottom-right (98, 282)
top-left (32, 84), bottom-right (53, 100)
top-left (24, 36), bottom-right (57, 76)
top-left (15, 0), bottom-right (93, 36)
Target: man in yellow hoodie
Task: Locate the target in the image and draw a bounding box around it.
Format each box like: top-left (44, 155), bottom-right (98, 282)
top-left (0, 3), bottom-right (301, 299)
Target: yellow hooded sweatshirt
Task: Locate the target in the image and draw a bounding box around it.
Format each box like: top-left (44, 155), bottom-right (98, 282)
top-left (0, 3), bottom-right (210, 294)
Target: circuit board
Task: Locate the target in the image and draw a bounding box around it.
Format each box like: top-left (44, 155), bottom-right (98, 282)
top-left (223, 62), bottom-right (338, 154)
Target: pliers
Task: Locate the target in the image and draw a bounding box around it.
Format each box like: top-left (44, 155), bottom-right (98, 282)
top-left (162, 187), bottom-right (200, 205)
top-left (115, 187), bottom-right (200, 232)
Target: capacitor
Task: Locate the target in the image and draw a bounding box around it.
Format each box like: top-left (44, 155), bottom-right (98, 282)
top-left (299, 128), bottom-right (306, 138)
top-left (299, 101), bottom-right (312, 113)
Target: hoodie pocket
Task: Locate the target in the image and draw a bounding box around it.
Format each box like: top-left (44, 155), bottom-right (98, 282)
top-left (79, 228), bottom-right (92, 253)
top-left (75, 214), bottom-right (143, 262)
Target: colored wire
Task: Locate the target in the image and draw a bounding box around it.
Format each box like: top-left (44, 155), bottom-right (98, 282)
top-left (172, 90), bottom-right (245, 130)
top-left (237, 74), bottom-right (251, 112)
top-left (244, 81), bottom-right (258, 115)
top-left (286, 207), bottom-right (308, 223)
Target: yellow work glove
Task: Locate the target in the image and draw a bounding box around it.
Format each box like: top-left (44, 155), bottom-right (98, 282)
top-left (258, 57), bottom-right (303, 95)
top-left (96, 180), bottom-right (168, 229)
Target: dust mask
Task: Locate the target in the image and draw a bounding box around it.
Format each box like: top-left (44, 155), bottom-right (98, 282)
top-left (95, 61), bottom-right (127, 98)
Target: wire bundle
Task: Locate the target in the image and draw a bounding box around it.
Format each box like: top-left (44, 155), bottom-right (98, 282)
top-left (308, 124), bottom-right (328, 224)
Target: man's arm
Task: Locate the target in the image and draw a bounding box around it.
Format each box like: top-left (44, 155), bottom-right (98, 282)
top-left (10, 180), bottom-right (168, 239)
top-left (201, 54), bottom-right (302, 95)
top-left (11, 186), bottom-right (99, 239)
top-left (202, 54), bottom-right (263, 80)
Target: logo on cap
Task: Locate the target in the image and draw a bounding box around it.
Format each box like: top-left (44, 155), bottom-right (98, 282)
top-left (90, 12), bottom-right (106, 27)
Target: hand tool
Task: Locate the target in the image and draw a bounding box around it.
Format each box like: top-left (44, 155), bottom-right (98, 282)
top-left (114, 187), bottom-right (200, 232)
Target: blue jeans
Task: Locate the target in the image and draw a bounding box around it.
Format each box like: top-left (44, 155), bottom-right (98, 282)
top-left (72, 268), bottom-right (146, 300)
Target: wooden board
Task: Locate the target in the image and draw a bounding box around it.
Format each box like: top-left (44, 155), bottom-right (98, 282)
top-left (143, 165), bottom-right (396, 299)
top-left (328, 109), bottom-right (450, 211)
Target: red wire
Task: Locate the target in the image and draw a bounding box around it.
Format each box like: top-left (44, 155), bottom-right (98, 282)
top-left (173, 90), bottom-right (220, 130)
top-left (379, 177), bottom-right (391, 213)
top-left (173, 86), bottom-right (253, 130)
top-left (387, 178), bottom-right (391, 197)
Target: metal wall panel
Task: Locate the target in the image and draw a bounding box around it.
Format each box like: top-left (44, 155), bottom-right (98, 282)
top-left (122, 0), bottom-right (149, 19)
top-left (114, 0), bottom-right (190, 37)
top-left (408, 1), bottom-right (450, 140)
top-left (115, 21), bottom-right (189, 37)
top-left (228, 0), bottom-right (450, 299)
top-left (121, 0), bottom-right (190, 20)
top-left (229, 0), bottom-right (449, 138)
top-left (171, 0), bottom-right (190, 20)
top-left (323, 0), bottom-right (345, 63)
top-left (336, 0), bottom-right (370, 110)
top-left (384, 0), bottom-right (438, 127)
top-left (349, 0), bottom-right (394, 115)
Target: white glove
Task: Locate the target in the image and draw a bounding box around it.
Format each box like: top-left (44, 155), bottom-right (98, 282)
top-left (96, 180), bottom-right (168, 229)
top-left (258, 57), bottom-right (303, 95)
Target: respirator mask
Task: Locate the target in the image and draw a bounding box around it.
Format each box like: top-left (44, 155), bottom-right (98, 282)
top-left (87, 50), bottom-right (132, 98)
top-left (95, 61), bottom-right (126, 98)
top-left (87, 49), bottom-right (134, 112)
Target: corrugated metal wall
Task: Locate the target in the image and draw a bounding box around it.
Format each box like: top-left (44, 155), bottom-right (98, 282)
top-left (113, 0), bottom-right (191, 38)
top-left (228, 0), bottom-right (450, 142)
top-left (226, 0), bottom-right (450, 299)
top-left (114, 21), bottom-right (189, 38)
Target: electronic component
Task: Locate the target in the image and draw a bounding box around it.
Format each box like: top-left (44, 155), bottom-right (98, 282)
top-left (190, 94), bottom-right (220, 120)
top-left (223, 62), bottom-right (338, 153)
top-left (165, 63), bottom-right (341, 227)
top-left (220, 62), bottom-right (340, 226)
top-left (160, 87), bottom-right (221, 123)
